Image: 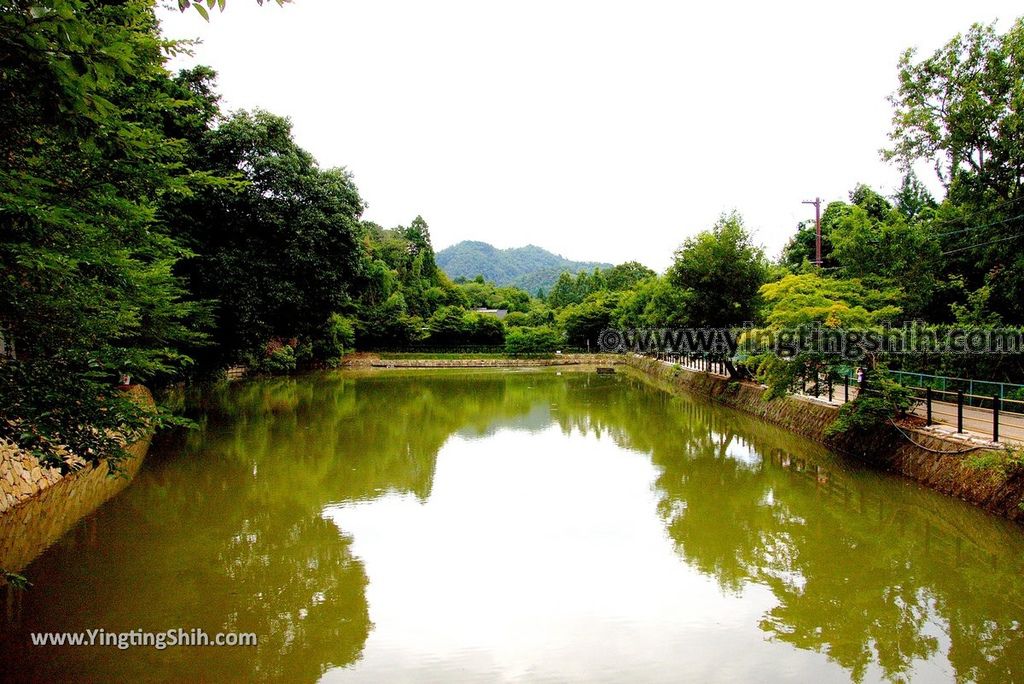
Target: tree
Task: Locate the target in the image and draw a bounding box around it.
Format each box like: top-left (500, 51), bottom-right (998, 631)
top-left (759, 273), bottom-right (903, 330)
top-left (169, 109), bottom-right (366, 363)
top-left (0, 1), bottom-right (211, 464)
top-left (356, 293), bottom-right (422, 347)
top-left (559, 294), bottom-right (619, 348)
top-left (886, 19), bottom-right (1024, 203)
top-left (604, 262), bottom-right (657, 291)
top-left (426, 306), bottom-right (470, 345)
top-left (466, 313), bottom-right (505, 345)
top-left (892, 170), bottom-right (936, 221)
top-left (829, 206), bottom-right (940, 317)
top-left (668, 212), bottom-right (767, 327)
top-left (612, 277), bottom-right (693, 329)
top-left (750, 272), bottom-right (904, 399)
top-left (886, 18), bottom-right (1024, 321)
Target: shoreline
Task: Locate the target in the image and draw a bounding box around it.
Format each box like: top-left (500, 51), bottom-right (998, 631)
top-left (351, 353), bottom-right (1024, 523)
top-left (0, 386), bottom-right (155, 576)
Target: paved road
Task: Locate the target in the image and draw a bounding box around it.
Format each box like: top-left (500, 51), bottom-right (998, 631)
top-left (667, 357), bottom-right (1023, 445)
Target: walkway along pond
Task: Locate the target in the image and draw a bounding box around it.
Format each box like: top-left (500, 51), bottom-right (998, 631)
top-left (2, 367), bottom-right (1023, 682)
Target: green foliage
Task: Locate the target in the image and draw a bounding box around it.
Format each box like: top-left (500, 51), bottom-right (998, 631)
top-left (0, 0), bottom-right (211, 463)
top-left (356, 292), bottom-right (423, 347)
top-left (831, 206), bottom-right (937, 283)
top-left (504, 327), bottom-right (560, 355)
top-left (426, 306), bottom-right (470, 345)
top-left (752, 355), bottom-right (802, 400)
top-left (826, 372), bottom-right (914, 439)
top-left (967, 446), bottom-right (1024, 479)
top-left (893, 171), bottom-right (937, 222)
top-left (1, 0), bottom-right (209, 380)
top-left (177, 0), bottom-right (290, 20)
top-left (885, 19), bottom-right (1024, 199)
top-left (668, 212), bottom-right (768, 327)
top-left (826, 397), bottom-right (895, 438)
top-left (602, 262), bottom-right (657, 291)
top-left (884, 17), bottom-right (1024, 322)
top-left (0, 359), bottom-right (179, 470)
top-left (466, 314), bottom-right (506, 345)
top-left (315, 314), bottom-right (356, 362)
top-left (456, 280), bottom-right (532, 313)
top-left (168, 109), bottom-right (366, 365)
top-left (612, 277), bottom-right (693, 329)
top-left (759, 273), bottom-right (902, 330)
top-left (257, 342), bottom-right (297, 374)
top-left (558, 294), bottom-right (618, 348)
top-left (421, 306), bottom-right (507, 346)
top-left (547, 269), bottom-right (606, 308)
top-left (0, 569), bottom-right (31, 591)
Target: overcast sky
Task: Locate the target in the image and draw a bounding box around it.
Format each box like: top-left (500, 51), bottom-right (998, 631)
top-left (159, 1), bottom-right (1022, 272)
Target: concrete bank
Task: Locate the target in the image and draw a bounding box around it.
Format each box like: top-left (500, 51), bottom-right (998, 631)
top-left (622, 355), bottom-right (1024, 522)
top-left (0, 385), bottom-right (155, 574)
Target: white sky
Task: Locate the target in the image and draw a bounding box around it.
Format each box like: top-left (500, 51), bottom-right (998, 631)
top-left (159, 1), bottom-right (1023, 272)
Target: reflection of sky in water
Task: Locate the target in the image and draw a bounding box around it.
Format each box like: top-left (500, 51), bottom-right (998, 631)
top-left (321, 425), bottom-right (940, 683)
top-left (5, 370), bottom-right (1023, 684)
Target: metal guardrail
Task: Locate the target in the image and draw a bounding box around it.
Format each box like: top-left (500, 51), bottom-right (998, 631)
top-left (890, 370), bottom-right (1024, 403)
top-left (656, 352), bottom-right (1023, 443)
top-left (646, 352), bottom-right (1024, 443)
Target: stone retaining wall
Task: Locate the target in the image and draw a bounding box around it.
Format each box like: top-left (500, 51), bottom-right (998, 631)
top-left (0, 442), bottom-right (83, 514)
top-left (622, 355), bottom-right (1024, 522)
top-left (0, 385), bottom-right (155, 573)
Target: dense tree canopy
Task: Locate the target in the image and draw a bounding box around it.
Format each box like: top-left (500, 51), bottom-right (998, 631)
top-left (0, 0), bottom-right (208, 463)
top-left (171, 109), bottom-right (366, 365)
top-left (668, 213), bottom-right (768, 327)
top-left (5, 3), bottom-right (1024, 465)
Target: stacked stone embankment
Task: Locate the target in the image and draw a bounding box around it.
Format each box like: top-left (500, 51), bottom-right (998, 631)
top-left (0, 385), bottom-right (155, 573)
top-left (621, 355), bottom-right (1024, 522)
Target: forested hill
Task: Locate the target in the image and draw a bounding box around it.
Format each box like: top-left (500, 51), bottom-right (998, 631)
top-left (436, 241), bottom-right (613, 293)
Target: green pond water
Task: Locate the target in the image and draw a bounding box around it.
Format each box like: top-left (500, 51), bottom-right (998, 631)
top-left (2, 368), bottom-right (1024, 683)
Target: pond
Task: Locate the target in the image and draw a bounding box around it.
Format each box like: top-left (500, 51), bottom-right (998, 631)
top-left (2, 368), bottom-right (1023, 682)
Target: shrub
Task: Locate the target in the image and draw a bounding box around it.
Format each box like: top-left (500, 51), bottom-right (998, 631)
top-left (504, 327), bottom-right (560, 355)
top-left (0, 358), bottom-right (172, 470)
top-left (826, 370), bottom-right (914, 438)
top-left (259, 343), bottom-right (297, 374)
top-left (967, 446), bottom-right (1024, 479)
top-left (315, 313), bottom-right (356, 360)
top-left (466, 313), bottom-right (505, 345)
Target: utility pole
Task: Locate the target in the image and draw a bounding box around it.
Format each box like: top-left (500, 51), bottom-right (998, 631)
top-left (802, 197), bottom-right (822, 266)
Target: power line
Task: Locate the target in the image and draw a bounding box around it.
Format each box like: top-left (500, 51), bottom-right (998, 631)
top-left (931, 210), bottom-right (1024, 239)
top-left (941, 232), bottom-right (1024, 256)
top-left (926, 195), bottom-right (1024, 230)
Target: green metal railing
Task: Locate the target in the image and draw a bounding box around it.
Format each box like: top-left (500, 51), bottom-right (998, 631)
top-left (890, 370), bottom-right (1024, 406)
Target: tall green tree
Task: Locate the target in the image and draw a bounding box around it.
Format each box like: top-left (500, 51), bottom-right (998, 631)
top-left (668, 212), bottom-right (768, 327)
top-left (0, 1), bottom-right (212, 464)
top-left (169, 109), bottom-right (366, 363)
top-left (886, 18), bottom-right (1024, 320)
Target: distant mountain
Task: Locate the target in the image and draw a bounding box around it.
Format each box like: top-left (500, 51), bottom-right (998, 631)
top-left (436, 241), bottom-right (613, 293)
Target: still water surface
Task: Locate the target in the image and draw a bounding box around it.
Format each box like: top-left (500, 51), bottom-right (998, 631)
top-left (2, 368), bottom-right (1024, 682)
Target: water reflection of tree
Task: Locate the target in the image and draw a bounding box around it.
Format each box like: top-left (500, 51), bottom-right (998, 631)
top-left (8, 369), bottom-right (1024, 683)
top-left (553, 373), bottom-right (1024, 684)
top-left (214, 370), bottom-right (1024, 684)
top-left (1, 459), bottom-right (370, 683)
